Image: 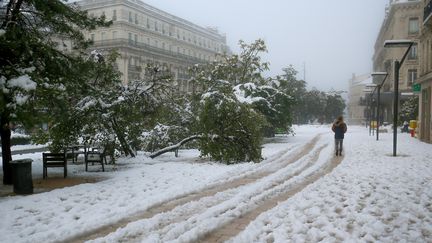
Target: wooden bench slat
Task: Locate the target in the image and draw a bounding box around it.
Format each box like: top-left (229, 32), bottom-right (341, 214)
top-left (43, 164), bottom-right (66, 167)
top-left (44, 159), bottom-right (65, 162)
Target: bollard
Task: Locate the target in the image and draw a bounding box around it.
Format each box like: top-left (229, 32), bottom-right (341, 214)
top-left (10, 159), bottom-right (33, 195)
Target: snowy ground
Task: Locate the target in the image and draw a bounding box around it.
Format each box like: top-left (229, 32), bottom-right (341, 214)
top-left (0, 125), bottom-right (431, 242)
top-left (233, 126), bottom-right (432, 242)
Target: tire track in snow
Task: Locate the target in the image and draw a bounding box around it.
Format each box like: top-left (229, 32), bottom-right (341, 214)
top-left (114, 144), bottom-right (328, 242)
top-left (210, 153), bottom-right (345, 243)
top-left (87, 136), bottom-right (328, 242)
top-left (66, 135), bottom-right (321, 243)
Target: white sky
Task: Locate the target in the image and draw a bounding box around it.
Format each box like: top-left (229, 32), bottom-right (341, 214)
top-left (143, 0), bottom-right (389, 91)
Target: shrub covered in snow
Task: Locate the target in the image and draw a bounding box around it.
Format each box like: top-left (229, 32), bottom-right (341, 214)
top-left (197, 90), bottom-right (265, 163)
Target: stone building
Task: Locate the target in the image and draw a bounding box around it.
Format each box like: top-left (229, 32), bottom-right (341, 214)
top-left (418, 0), bottom-right (432, 143)
top-left (76, 0), bottom-right (230, 92)
top-left (347, 73), bottom-right (371, 125)
top-left (372, 0), bottom-right (421, 123)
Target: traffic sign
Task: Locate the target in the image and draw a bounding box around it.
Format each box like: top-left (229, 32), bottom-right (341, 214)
top-left (412, 83), bottom-right (421, 92)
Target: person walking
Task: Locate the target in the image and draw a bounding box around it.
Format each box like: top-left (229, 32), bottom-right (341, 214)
top-left (402, 121), bottom-right (409, 133)
top-left (332, 116), bottom-right (347, 156)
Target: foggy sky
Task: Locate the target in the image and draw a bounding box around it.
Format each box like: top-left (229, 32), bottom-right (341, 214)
top-left (144, 0), bottom-right (388, 92)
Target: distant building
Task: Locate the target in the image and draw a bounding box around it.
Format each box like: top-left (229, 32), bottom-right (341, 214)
top-left (76, 0), bottom-right (230, 92)
top-left (347, 73), bottom-right (371, 125)
top-left (418, 0), bottom-right (432, 143)
top-left (372, 0), bottom-right (421, 123)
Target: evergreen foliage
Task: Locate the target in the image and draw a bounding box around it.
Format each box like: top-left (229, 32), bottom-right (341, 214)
top-left (399, 96), bottom-right (419, 124)
top-left (0, 0), bottom-right (110, 184)
top-left (187, 39), bottom-right (283, 163)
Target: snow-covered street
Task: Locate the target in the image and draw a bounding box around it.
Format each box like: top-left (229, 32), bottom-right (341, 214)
top-left (1, 125), bottom-right (432, 242)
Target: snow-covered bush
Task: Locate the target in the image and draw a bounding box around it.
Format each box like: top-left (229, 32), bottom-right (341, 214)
top-left (197, 91), bottom-right (265, 163)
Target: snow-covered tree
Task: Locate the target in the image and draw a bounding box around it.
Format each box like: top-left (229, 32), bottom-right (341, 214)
top-left (150, 40), bottom-right (297, 162)
top-left (189, 40), bottom-right (275, 162)
top-left (0, 0), bottom-right (110, 184)
top-left (399, 96), bottom-right (418, 124)
top-left (197, 85), bottom-right (265, 163)
top-left (68, 62), bottom-right (176, 157)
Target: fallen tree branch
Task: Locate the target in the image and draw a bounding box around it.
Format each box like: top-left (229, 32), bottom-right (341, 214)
top-left (149, 135), bottom-right (202, 159)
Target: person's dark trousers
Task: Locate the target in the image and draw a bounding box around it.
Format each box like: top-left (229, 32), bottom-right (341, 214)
top-left (335, 139), bottom-right (343, 156)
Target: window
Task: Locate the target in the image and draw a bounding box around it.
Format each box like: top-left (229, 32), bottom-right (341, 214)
top-left (147, 18), bottom-right (150, 29)
top-left (90, 33), bottom-right (95, 41)
top-left (408, 45), bottom-right (418, 60)
top-left (129, 12), bottom-right (132, 22)
top-left (409, 18), bottom-right (419, 34)
top-left (112, 10), bottom-right (117, 21)
top-left (101, 11), bottom-right (105, 17)
top-left (135, 14), bottom-right (138, 24)
top-left (134, 34), bottom-right (138, 45)
top-left (155, 21), bottom-right (158, 31)
top-left (112, 31), bottom-right (117, 39)
top-left (101, 32), bottom-right (105, 41)
top-left (128, 33), bottom-right (132, 44)
top-left (408, 69), bottom-right (417, 84)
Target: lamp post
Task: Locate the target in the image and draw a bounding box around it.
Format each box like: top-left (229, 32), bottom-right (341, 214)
top-left (366, 84), bottom-right (378, 136)
top-left (371, 72), bottom-right (389, 141)
top-left (363, 88), bottom-right (374, 135)
top-left (384, 40), bottom-right (415, 157)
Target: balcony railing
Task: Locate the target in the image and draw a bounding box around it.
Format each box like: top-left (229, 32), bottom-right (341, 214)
top-left (424, 0), bottom-right (432, 24)
top-left (92, 38), bottom-right (206, 64)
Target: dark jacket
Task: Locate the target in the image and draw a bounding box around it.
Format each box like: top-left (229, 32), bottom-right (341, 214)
top-left (332, 121), bottom-right (347, 139)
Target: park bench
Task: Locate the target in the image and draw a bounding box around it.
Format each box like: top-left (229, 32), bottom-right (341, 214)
top-left (85, 147), bottom-right (105, 172)
top-left (42, 153), bottom-right (67, 179)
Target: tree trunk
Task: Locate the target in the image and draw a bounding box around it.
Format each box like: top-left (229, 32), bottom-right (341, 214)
top-left (111, 118), bottom-right (135, 157)
top-left (1, 114), bottom-right (13, 185)
top-left (150, 135), bottom-right (201, 159)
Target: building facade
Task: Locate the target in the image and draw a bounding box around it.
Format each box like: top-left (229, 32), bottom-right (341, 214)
top-left (372, 0), bottom-right (422, 123)
top-left (418, 0), bottom-right (432, 143)
top-left (347, 73), bottom-right (371, 125)
top-left (77, 0), bottom-right (230, 92)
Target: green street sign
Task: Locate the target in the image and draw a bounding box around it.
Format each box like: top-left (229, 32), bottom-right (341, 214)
top-left (412, 83), bottom-right (421, 92)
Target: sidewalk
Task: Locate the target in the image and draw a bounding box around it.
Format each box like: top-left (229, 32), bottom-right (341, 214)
top-left (233, 127), bottom-right (432, 242)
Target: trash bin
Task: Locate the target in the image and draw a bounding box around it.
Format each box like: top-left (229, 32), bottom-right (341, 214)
top-left (409, 120), bottom-right (417, 129)
top-left (409, 120), bottom-right (417, 137)
top-left (10, 159), bottom-right (33, 195)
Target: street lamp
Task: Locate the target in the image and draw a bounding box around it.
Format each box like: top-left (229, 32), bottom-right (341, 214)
top-left (363, 88), bottom-right (374, 135)
top-left (366, 83), bottom-right (378, 136)
top-left (384, 39), bottom-right (415, 157)
top-left (371, 72), bottom-right (389, 141)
